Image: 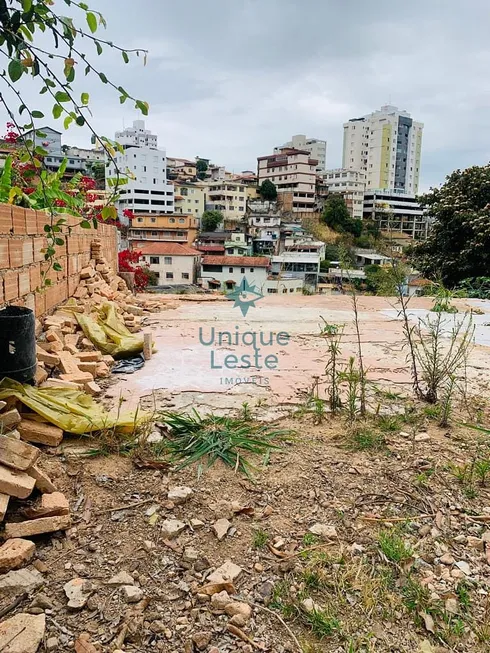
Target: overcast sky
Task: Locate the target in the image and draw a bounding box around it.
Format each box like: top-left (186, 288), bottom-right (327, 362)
top-left (5, 0), bottom-right (490, 191)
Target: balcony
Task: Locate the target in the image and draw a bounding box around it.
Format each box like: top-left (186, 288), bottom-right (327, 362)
top-left (129, 230), bottom-right (188, 242)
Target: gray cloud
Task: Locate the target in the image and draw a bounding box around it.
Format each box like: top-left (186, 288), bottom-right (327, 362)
top-left (3, 0), bottom-right (490, 190)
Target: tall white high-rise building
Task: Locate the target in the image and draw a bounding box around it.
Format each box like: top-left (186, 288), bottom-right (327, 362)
top-left (274, 134), bottom-right (326, 171)
top-left (107, 120), bottom-right (174, 215)
top-left (342, 105), bottom-right (423, 194)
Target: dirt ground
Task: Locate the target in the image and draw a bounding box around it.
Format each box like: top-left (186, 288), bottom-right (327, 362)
top-left (3, 294), bottom-right (490, 653)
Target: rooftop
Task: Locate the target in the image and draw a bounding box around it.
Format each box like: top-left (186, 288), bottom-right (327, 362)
top-left (202, 255), bottom-right (270, 267)
top-left (135, 242), bottom-right (200, 257)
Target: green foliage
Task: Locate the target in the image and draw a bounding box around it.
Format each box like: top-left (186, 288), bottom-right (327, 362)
top-left (259, 179), bottom-right (277, 201)
top-left (252, 528), bottom-right (270, 549)
top-left (157, 409), bottom-right (291, 478)
top-left (364, 264), bottom-right (401, 296)
top-left (347, 426), bottom-right (386, 451)
top-left (196, 159), bottom-right (208, 180)
top-left (321, 195), bottom-right (362, 236)
top-left (201, 210), bottom-right (223, 232)
top-left (456, 276), bottom-right (490, 299)
top-left (302, 608), bottom-right (340, 638)
top-left (378, 529), bottom-right (413, 563)
top-left (411, 164), bottom-right (490, 286)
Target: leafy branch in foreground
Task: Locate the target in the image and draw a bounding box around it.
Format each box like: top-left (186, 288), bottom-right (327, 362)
top-left (157, 410), bottom-right (292, 478)
top-left (0, 0), bottom-right (149, 277)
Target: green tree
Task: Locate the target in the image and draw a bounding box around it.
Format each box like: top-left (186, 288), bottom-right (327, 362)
top-left (196, 159), bottom-right (208, 180)
top-left (0, 0), bottom-right (148, 278)
top-left (321, 195), bottom-right (362, 236)
top-left (259, 179), bottom-right (277, 201)
top-left (411, 164), bottom-right (490, 286)
top-left (201, 210), bottom-right (223, 232)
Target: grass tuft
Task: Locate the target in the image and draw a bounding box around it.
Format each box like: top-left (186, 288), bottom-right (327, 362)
top-left (378, 529), bottom-right (413, 563)
top-left (252, 528), bottom-right (269, 549)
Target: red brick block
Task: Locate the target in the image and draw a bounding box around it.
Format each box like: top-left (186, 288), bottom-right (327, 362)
top-left (3, 270), bottom-right (19, 301)
top-left (68, 253), bottom-right (80, 276)
top-left (67, 235), bottom-right (79, 255)
top-left (35, 290), bottom-right (46, 316)
top-left (11, 207), bottom-right (26, 235)
top-left (22, 239), bottom-right (33, 266)
top-left (24, 293), bottom-right (35, 312)
top-left (33, 237), bottom-right (46, 263)
top-left (25, 209), bottom-right (37, 235)
top-left (0, 238), bottom-right (9, 269)
top-left (45, 284), bottom-right (57, 311)
top-left (30, 263), bottom-right (41, 292)
top-left (68, 275), bottom-right (80, 296)
top-left (18, 269), bottom-right (30, 296)
top-left (0, 204), bottom-right (13, 235)
top-left (8, 239), bottom-right (23, 268)
top-left (36, 210), bottom-right (49, 235)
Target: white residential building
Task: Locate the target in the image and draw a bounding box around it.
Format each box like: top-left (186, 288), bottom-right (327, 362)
top-left (107, 120), bottom-right (174, 216)
top-left (342, 105), bottom-right (423, 194)
top-left (322, 168), bottom-right (366, 220)
top-left (363, 189), bottom-right (428, 239)
top-left (200, 255), bottom-right (270, 291)
top-left (271, 251), bottom-right (321, 289)
top-left (139, 242), bottom-right (201, 285)
top-left (205, 180), bottom-right (248, 222)
top-left (275, 135), bottom-right (326, 171)
top-left (257, 148), bottom-right (317, 213)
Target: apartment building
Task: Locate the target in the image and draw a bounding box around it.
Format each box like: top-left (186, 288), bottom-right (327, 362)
top-left (322, 168), bottom-right (366, 220)
top-left (247, 200), bottom-right (282, 255)
top-left (107, 120), bottom-right (174, 216)
top-left (271, 250), bottom-right (320, 289)
top-left (138, 242), bottom-right (201, 285)
top-left (174, 181), bottom-right (206, 218)
top-left (257, 148), bottom-right (317, 213)
top-left (343, 105), bottom-right (423, 194)
top-left (167, 157), bottom-right (197, 181)
top-left (274, 134), bottom-right (326, 171)
top-left (23, 126), bottom-right (90, 177)
top-left (205, 180), bottom-right (248, 222)
top-left (129, 213), bottom-right (199, 246)
top-left (363, 190), bottom-right (428, 239)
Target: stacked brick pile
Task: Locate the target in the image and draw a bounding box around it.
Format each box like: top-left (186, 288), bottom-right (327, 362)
top-left (0, 404), bottom-right (71, 572)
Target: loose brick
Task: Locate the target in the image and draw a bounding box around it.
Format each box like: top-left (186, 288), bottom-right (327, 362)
top-left (17, 419), bottom-right (63, 446)
top-left (11, 206), bottom-right (26, 234)
top-left (0, 464), bottom-right (35, 499)
top-left (3, 270), bottom-right (18, 301)
top-left (36, 347), bottom-right (60, 367)
top-left (0, 493), bottom-right (8, 521)
top-left (0, 237), bottom-right (9, 268)
top-left (57, 351), bottom-right (81, 374)
top-left (76, 351), bottom-right (102, 362)
top-left (59, 372), bottom-right (93, 384)
top-left (22, 239), bottom-right (34, 265)
top-left (77, 361), bottom-right (97, 375)
top-left (84, 381), bottom-right (102, 396)
top-left (41, 378), bottom-right (81, 390)
top-left (18, 269), bottom-right (30, 296)
top-left (0, 538), bottom-right (36, 571)
top-left (33, 366), bottom-right (48, 385)
top-left (0, 434), bottom-right (40, 471)
top-left (41, 491), bottom-right (69, 515)
top-left (0, 409), bottom-right (21, 430)
top-left (4, 513), bottom-right (71, 539)
top-left (8, 239), bottom-right (23, 267)
top-left (26, 464), bottom-right (57, 493)
top-left (0, 204), bottom-right (12, 235)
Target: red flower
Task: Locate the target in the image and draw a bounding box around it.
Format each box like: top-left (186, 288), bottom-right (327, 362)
top-left (54, 199), bottom-right (67, 207)
top-left (25, 187), bottom-right (35, 195)
top-left (123, 208), bottom-right (135, 219)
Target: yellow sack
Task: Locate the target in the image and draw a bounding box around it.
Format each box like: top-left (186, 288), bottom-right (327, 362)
top-left (0, 378), bottom-right (144, 434)
top-left (76, 302), bottom-right (144, 359)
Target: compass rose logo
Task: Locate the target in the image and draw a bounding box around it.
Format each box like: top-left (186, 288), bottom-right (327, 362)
top-left (226, 277), bottom-right (264, 317)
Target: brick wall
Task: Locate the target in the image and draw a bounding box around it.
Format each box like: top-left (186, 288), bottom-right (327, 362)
top-left (0, 204), bottom-right (118, 317)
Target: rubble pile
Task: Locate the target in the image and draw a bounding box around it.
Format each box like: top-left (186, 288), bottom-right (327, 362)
top-left (0, 402), bottom-right (71, 567)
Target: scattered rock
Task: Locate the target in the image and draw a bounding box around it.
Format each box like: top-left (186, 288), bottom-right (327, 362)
top-left (122, 585), bottom-right (144, 603)
top-left (46, 636), bottom-right (59, 651)
top-left (74, 633), bottom-right (98, 653)
top-left (302, 597), bottom-right (316, 613)
top-left (445, 597), bottom-right (458, 614)
top-left (63, 577), bottom-right (93, 609)
top-left (168, 486), bottom-right (193, 505)
top-left (0, 568), bottom-right (44, 595)
top-left (0, 612), bottom-right (45, 653)
top-left (455, 560), bottom-right (471, 575)
top-left (415, 433), bottom-right (430, 442)
top-left (211, 590), bottom-right (231, 612)
top-left (107, 570), bottom-right (134, 585)
top-left (440, 553), bottom-right (455, 565)
top-left (308, 522), bottom-right (338, 539)
top-left (0, 538), bottom-right (35, 572)
top-left (225, 601), bottom-right (252, 621)
top-left (190, 518), bottom-right (205, 529)
top-left (212, 518), bottom-right (232, 541)
top-left (161, 519), bottom-right (186, 539)
top-left (207, 560), bottom-right (243, 584)
top-left (192, 631), bottom-right (213, 650)
top-left (467, 536), bottom-right (484, 550)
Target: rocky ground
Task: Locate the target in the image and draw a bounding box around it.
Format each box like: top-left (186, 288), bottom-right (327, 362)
top-left (2, 393), bottom-right (490, 653)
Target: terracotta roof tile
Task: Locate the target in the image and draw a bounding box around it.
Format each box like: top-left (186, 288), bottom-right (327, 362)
top-left (135, 242), bottom-right (200, 256)
top-left (202, 255), bottom-right (270, 267)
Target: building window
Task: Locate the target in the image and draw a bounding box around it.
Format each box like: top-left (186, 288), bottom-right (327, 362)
top-left (164, 257), bottom-right (172, 264)
top-left (151, 231), bottom-right (158, 236)
top-left (182, 272), bottom-right (189, 280)
top-left (240, 268), bottom-right (245, 273)
top-left (169, 218), bottom-right (175, 223)
top-left (250, 268), bottom-right (254, 272)
top-left (137, 217), bottom-right (143, 223)
top-left (150, 256), bottom-right (159, 264)
top-left (166, 272), bottom-right (173, 279)
top-left (228, 267), bottom-right (233, 273)
top-left (179, 218), bottom-right (185, 223)
top-left (150, 217), bottom-right (156, 223)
